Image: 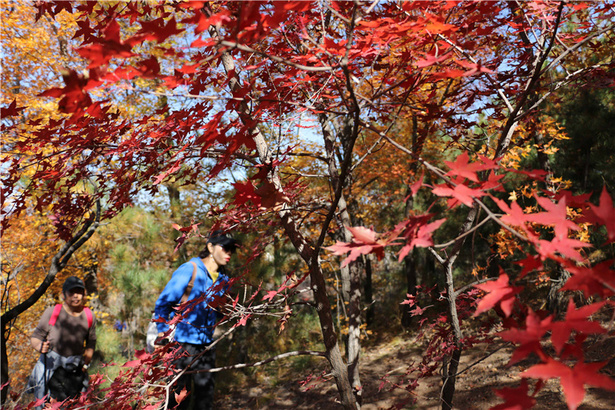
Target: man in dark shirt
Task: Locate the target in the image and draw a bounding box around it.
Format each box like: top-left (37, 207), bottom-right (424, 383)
top-left (28, 276), bottom-right (96, 406)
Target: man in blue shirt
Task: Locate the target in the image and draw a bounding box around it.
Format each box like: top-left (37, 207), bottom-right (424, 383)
top-left (154, 230), bottom-right (238, 410)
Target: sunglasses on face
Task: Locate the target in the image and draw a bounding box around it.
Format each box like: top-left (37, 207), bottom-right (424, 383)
top-left (218, 244), bottom-right (236, 254)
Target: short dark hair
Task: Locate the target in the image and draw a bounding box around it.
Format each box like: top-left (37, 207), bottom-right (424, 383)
top-left (198, 230), bottom-right (239, 258)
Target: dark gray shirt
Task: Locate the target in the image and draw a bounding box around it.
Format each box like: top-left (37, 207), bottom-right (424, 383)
top-left (31, 305), bottom-right (96, 357)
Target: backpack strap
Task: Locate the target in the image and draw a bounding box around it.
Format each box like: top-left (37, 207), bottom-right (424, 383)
top-left (84, 307), bottom-right (93, 329)
top-left (48, 304), bottom-right (63, 327)
top-left (180, 261), bottom-right (198, 304)
top-left (49, 304), bottom-right (93, 329)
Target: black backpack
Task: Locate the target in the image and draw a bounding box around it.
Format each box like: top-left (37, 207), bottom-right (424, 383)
top-left (47, 362), bottom-right (86, 401)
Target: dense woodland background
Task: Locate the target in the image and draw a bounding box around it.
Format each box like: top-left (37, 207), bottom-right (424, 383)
top-left (1, 1), bottom-right (615, 409)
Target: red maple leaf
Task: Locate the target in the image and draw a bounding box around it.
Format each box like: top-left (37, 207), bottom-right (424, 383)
top-left (432, 182), bottom-right (486, 207)
top-left (153, 162), bottom-right (181, 185)
top-left (137, 16), bottom-right (183, 42)
top-left (400, 293), bottom-right (417, 307)
top-left (491, 379), bottom-right (536, 410)
top-left (39, 69), bottom-right (97, 113)
top-left (327, 226), bottom-right (382, 267)
top-left (491, 197), bottom-right (528, 228)
top-left (499, 308), bottom-right (552, 365)
top-left (123, 359), bottom-right (142, 368)
top-left (326, 226), bottom-right (400, 268)
top-left (175, 387), bottom-right (189, 404)
top-left (444, 152), bottom-right (483, 182)
top-left (1, 100), bottom-right (23, 118)
top-left (584, 186), bottom-right (615, 243)
top-left (477, 154), bottom-right (500, 170)
top-left (473, 272), bottom-right (523, 317)
top-left (264, 284), bottom-right (292, 302)
top-left (236, 314), bottom-right (251, 327)
top-left (526, 196), bottom-right (579, 239)
top-left (515, 255), bottom-right (544, 278)
top-left (550, 299), bottom-right (606, 355)
top-left (481, 171), bottom-right (505, 192)
top-left (553, 190), bottom-right (592, 210)
top-left (408, 173), bottom-right (424, 199)
top-left (522, 358), bottom-right (615, 410)
top-left (415, 51), bottom-right (452, 68)
top-left (232, 180), bottom-right (260, 207)
top-left (397, 217), bottom-right (446, 260)
top-left (562, 260), bottom-right (615, 298)
top-left (510, 169), bottom-right (548, 181)
top-left (533, 236), bottom-right (590, 261)
top-left (77, 20), bottom-right (136, 68)
top-left (254, 180), bottom-right (289, 209)
top-left (172, 222), bottom-right (201, 234)
top-left (430, 68), bottom-right (469, 79)
top-left (172, 222), bottom-right (201, 252)
top-left (410, 305), bottom-right (432, 317)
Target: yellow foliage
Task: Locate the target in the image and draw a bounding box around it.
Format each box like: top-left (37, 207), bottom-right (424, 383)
top-left (0, 2), bottom-right (81, 120)
top-left (491, 230), bottom-right (522, 259)
top-left (471, 264), bottom-right (485, 277)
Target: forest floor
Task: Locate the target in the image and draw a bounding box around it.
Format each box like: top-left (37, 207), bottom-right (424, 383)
top-left (214, 330), bottom-right (615, 409)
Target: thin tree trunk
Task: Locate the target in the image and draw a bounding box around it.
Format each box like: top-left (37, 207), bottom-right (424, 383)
top-left (441, 347), bottom-right (462, 410)
top-left (363, 255), bottom-right (374, 327)
top-left (402, 114), bottom-right (420, 328)
top-left (433, 204), bottom-right (478, 410)
top-left (320, 113), bottom-right (363, 403)
top-left (208, 18), bottom-right (358, 408)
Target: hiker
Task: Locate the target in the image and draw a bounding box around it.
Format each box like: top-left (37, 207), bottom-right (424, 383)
top-left (153, 230), bottom-right (239, 410)
top-left (28, 276), bottom-right (96, 407)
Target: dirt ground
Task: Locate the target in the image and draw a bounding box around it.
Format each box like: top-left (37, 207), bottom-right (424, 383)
top-left (214, 333), bottom-right (615, 409)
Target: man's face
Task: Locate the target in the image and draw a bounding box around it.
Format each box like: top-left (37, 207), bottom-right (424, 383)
top-left (211, 244), bottom-right (233, 267)
top-left (63, 287), bottom-right (85, 308)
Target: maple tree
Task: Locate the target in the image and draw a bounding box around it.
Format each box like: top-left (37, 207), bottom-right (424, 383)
top-left (2, 1), bottom-right (615, 409)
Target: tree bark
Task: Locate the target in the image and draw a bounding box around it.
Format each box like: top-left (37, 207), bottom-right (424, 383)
top-left (320, 112), bottom-right (364, 402)
top-left (434, 204), bottom-right (479, 410)
top-left (363, 255), bottom-right (374, 327)
top-left (441, 347), bottom-right (462, 410)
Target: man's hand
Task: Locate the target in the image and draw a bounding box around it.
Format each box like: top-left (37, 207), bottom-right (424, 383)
top-left (154, 332), bottom-right (170, 348)
top-left (31, 338), bottom-right (49, 354)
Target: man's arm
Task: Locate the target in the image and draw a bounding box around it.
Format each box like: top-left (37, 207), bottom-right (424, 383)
top-left (30, 307), bottom-right (52, 353)
top-left (83, 347), bottom-right (94, 369)
top-left (83, 312), bottom-right (96, 369)
top-left (154, 262), bottom-right (195, 333)
top-left (30, 337), bottom-right (50, 354)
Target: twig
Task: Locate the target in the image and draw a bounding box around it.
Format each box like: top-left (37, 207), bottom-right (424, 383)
top-left (184, 350), bottom-right (326, 375)
top-left (453, 346), bottom-right (506, 377)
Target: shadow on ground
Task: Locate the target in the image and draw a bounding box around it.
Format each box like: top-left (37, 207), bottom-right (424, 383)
top-left (214, 335), bottom-right (615, 409)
